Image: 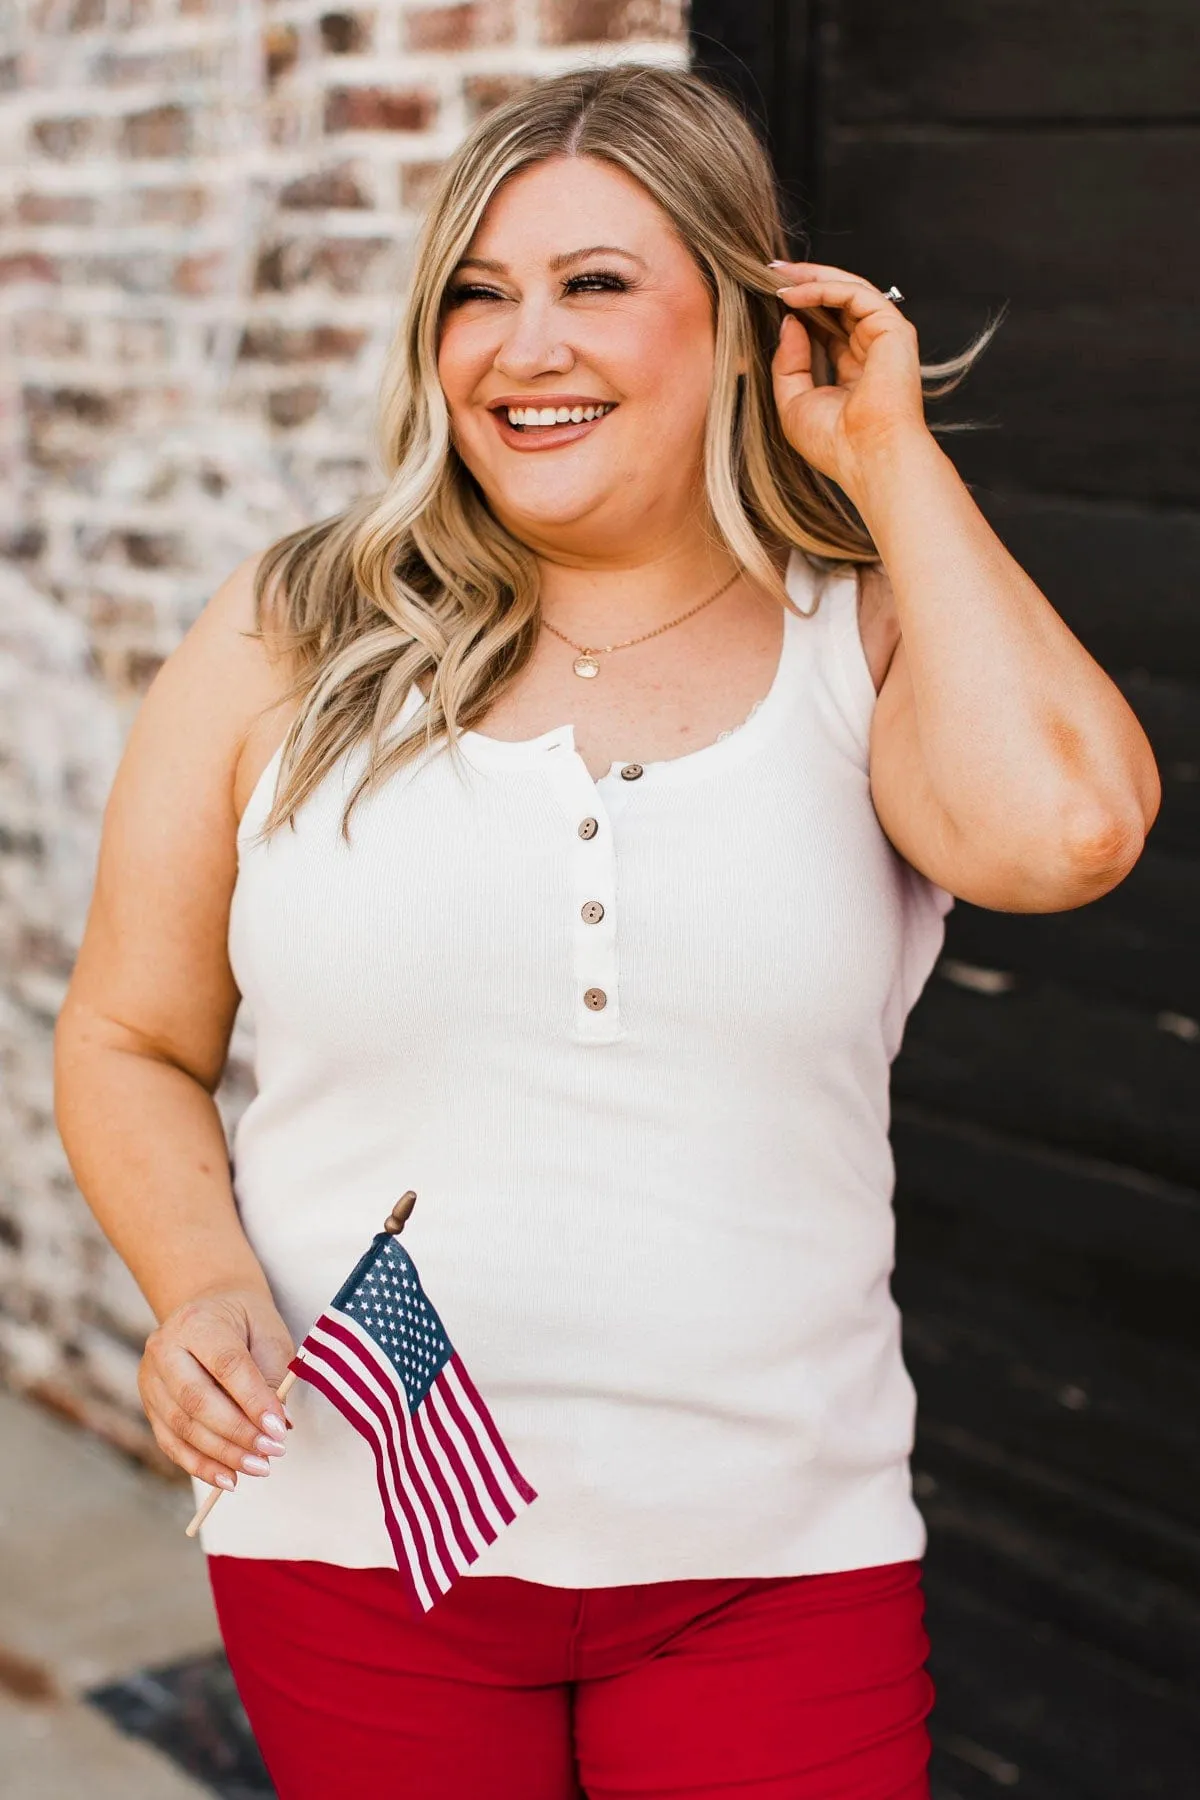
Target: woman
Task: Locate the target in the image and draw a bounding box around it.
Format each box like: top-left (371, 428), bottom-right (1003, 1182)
top-left (54, 63), bottom-right (1159, 1800)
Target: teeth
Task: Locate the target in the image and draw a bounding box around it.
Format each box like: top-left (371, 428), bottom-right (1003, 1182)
top-left (504, 403), bottom-right (613, 428)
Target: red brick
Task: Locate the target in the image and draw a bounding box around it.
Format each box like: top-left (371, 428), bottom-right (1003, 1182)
top-left (0, 525), bottom-right (47, 561)
top-left (254, 240), bottom-right (303, 293)
top-left (26, 385), bottom-right (129, 472)
top-left (405, 0), bottom-right (514, 52)
top-left (0, 252), bottom-right (60, 286)
top-left (238, 323), bottom-right (367, 363)
top-left (121, 649), bottom-right (167, 692)
top-left (29, 116), bottom-right (95, 162)
top-left (400, 159), bottom-right (445, 211)
top-left (324, 85), bottom-right (437, 133)
top-left (267, 383), bottom-right (325, 428)
top-left (463, 73), bottom-right (539, 121)
top-left (313, 236), bottom-right (394, 292)
top-left (263, 22), bottom-right (299, 84)
top-left (14, 314), bottom-right (85, 358)
top-left (279, 164), bottom-right (372, 210)
top-left (111, 316), bottom-right (173, 364)
top-left (254, 235), bottom-right (392, 294)
top-left (124, 531), bottom-right (186, 570)
top-left (173, 251), bottom-right (226, 296)
top-left (538, 0), bottom-right (681, 44)
top-left (134, 184), bottom-right (207, 226)
top-left (26, 385), bottom-right (122, 427)
top-left (319, 11), bottom-right (372, 52)
top-left (16, 192), bottom-right (95, 226)
top-left (83, 591), bottom-right (157, 631)
top-left (87, 530), bottom-right (186, 571)
top-left (119, 103), bottom-right (192, 159)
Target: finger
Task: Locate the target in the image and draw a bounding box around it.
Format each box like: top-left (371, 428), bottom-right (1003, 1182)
top-left (775, 279), bottom-right (900, 326)
top-left (149, 1333), bottom-right (289, 1445)
top-left (149, 1415), bottom-right (244, 1492)
top-left (770, 259), bottom-right (886, 291)
top-left (831, 338), bottom-right (865, 386)
top-left (143, 1350), bottom-right (277, 1449)
top-left (772, 312), bottom-right (815, 392)
top-left (173, 1310), bottom-right (292, 1433)
top-left (142, 1371), bottom-right (286, 1474)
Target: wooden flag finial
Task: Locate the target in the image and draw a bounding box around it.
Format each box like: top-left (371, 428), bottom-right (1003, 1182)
top-left (384, 1190), bottom-right (417, 1235)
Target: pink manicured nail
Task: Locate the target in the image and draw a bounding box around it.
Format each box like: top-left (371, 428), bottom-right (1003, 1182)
top-left (261, 1411), bottom-right (287, 1437)
top-left (242, 1454), bottom-right (272, 1475)
top-left (255, 1434), bottom-right (287, 1457)
top-left (215, 1472), bottom-right (236, 1490)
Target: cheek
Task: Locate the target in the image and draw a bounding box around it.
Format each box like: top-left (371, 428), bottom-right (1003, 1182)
top-left (611, 301), bottom-right (713, 408)
top-left (436, 320), bottom-right (486, 410)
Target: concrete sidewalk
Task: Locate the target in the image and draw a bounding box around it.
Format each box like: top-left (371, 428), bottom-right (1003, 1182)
top-left (0, 1388), bottom-right (222, 1798)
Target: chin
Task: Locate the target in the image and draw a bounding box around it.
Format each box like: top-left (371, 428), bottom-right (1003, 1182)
top-left (481, 481), bottom-right (617, 536)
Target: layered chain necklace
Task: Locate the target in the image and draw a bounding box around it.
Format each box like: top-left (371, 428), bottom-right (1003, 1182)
top-left (540, 566), bottom-right (744, 678)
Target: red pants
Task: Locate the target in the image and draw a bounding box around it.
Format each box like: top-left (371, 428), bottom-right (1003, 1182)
top-left (208, 1556), bottom-right (934, 1799)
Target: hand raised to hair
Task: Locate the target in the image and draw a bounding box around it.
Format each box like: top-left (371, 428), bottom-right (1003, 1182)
top-left (769, 261), bottom-right (931, 507)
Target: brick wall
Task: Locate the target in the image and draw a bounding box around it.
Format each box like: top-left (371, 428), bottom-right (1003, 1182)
top-left (0, 0), bottom-right (687, 1464)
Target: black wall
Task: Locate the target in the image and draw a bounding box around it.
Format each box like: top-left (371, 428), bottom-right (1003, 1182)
top-left (691, 7), bottom-right (1200, 1794)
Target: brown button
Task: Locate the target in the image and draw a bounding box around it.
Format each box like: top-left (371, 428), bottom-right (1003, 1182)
top-left (581, 901), bottom-right (605, 924)
top-left (620, 763), bottom-right (643, 781)
top-left (583, 987), bottom-right (607, 1010)
top-left (578, 816), bottom-right (599, 839)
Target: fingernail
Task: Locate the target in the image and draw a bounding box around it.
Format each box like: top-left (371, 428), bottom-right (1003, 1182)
top-left (215, 1472), bottom-right (236, 1491)
top-left (768, 260), bottom-right (787, 268)
top-left (242, 1454), bottom-right (272, 1475)
top-left (261, 1412), bottom-right (287, 1437)
top-left (255, 1434), bottom-right (287, 1457)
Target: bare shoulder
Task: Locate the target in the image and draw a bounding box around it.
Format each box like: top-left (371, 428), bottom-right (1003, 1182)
top-left (140, 549), bottom-right (305, 825)
top-left (854, 560), bottom-right (901, 695)
top-left (205, 554), bottom-right (308, 823)
top-left (57, 550), bottom-right (304, 1086)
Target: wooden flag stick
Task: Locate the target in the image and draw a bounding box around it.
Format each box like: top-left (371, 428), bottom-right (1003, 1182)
top-left (183, 1192), bottom-right (418, 1540)
top-left (184, 1369), bottom-right (297, 1538)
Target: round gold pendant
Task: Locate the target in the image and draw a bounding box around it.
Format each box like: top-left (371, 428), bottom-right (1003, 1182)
top-left (573, 655), bottom-right (601, 679)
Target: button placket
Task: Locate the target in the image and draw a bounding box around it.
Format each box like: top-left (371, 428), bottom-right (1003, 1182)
top-left (540, 745), bottom-right (622, 1044)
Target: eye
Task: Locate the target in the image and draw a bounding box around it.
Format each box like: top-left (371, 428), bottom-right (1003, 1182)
top-left (444, 270), bottom-right (632, 307)
top-left (563, 272), bottom-right (630, 295)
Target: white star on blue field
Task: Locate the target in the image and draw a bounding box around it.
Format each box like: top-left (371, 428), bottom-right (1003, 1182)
top-left (337, 1239), bottom-right (453, 1408)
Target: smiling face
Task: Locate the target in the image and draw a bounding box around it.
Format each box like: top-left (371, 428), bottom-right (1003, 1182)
top-left (436, 154), bottom-right (719, 564)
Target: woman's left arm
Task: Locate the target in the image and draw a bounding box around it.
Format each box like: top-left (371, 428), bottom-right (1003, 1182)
top-left (771, 260), bottom-right (1162, 913)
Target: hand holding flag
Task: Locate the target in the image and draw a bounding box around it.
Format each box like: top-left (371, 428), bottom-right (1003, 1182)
top-left (185, 1192), bottom-right (537, 1611)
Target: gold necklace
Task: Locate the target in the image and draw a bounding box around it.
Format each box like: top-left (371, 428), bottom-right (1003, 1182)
top-left (540, 567), bottom-right (743, 679)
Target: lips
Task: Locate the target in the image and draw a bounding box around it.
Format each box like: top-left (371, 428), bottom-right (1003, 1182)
top-left (488, 404), bottom-right (617, 453)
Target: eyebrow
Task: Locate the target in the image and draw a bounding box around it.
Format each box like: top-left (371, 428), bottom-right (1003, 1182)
top-left (452, 245), bottom-right (648, 275)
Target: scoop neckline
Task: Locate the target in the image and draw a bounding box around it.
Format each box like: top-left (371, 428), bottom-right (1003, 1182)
top-left (455, 547), bottom-right (820, 786)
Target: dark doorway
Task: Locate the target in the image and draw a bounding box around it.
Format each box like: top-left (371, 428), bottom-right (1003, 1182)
top-left (691, 6), bottom-right (1200, 1794)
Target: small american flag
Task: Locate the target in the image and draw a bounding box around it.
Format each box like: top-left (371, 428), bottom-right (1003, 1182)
top-left (287, 1225), bottom-right (537, 1613)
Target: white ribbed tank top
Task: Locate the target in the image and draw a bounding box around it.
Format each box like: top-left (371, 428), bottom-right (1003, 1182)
top-left (195, 548), bottom-right (954, 1583)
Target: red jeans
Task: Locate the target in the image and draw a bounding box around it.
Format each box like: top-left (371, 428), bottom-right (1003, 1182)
top-left (208, 1555), bottom-right (934, 1799)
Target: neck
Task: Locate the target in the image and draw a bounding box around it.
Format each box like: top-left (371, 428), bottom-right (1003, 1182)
top-left (533, 531), bottom-right (772, 639)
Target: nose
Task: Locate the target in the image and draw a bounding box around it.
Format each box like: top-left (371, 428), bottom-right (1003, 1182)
top-left (493, 296), bottom-right (574, 380)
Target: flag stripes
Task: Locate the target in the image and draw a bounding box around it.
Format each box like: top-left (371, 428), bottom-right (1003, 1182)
top-left (289, 1289), bottom-right (536, 1614)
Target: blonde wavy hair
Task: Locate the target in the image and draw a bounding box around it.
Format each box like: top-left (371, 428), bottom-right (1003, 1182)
top-left (248, 60), bottom-right (999, 844)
